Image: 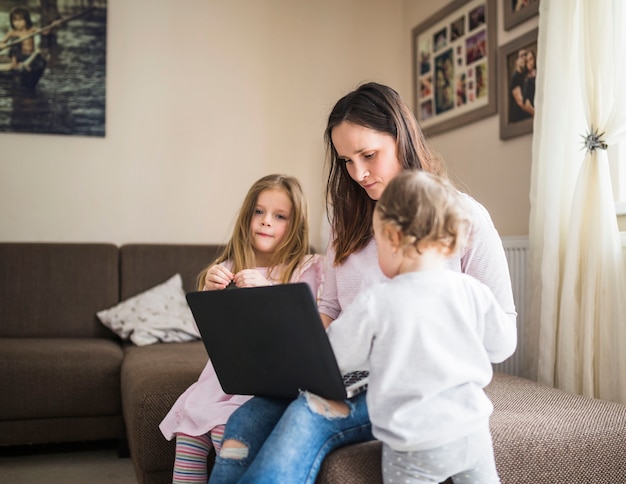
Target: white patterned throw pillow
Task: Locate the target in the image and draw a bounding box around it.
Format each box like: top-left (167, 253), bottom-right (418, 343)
top-left (97, 273), bottom-right (200, 346)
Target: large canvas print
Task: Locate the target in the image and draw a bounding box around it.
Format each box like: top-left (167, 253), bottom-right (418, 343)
top-left (0, 0), bottom-right (107, 137)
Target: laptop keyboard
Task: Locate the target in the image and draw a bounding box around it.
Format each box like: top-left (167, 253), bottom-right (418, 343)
top-left (342, 370), bottom-right (369, 386)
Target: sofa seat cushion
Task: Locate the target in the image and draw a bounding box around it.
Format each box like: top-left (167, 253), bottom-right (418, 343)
top-left (0, 338), bottom-right (123, 420)
top-left (318, 372), bottom-right (626, 484)
top-left (486, 372), bottom-right (626, 483)
top-left (121, 341), bottom-right (208, 478)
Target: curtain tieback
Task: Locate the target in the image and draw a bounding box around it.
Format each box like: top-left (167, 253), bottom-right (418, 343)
top-left (582, 126), bottom-right (608, 152)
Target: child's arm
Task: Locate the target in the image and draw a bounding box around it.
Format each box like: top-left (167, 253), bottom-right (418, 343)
top-left (0, 29), bottom-right (16, 48)
top-left (481, 288), bottom-right (518, 363)
top-left (326, 290), bottom-right (374, 373)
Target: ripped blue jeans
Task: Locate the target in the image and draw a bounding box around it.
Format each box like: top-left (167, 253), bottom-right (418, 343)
top-left (208, 391), bottom-right (373, 484)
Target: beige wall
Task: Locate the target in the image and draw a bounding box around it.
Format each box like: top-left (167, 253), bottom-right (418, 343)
top-left (0, 0), bottom-right (532, 249)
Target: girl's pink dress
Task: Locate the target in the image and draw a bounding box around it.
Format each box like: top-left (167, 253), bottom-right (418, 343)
top-left (159, 255), bottom-right (324, 440)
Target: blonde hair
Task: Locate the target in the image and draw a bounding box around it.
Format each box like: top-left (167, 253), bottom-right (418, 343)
top-left (375, 170), bottom-right (469, 255)
top-left (197, 174), bottom-right (311, 289)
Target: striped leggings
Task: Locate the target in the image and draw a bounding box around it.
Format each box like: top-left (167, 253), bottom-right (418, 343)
top-left (172, 425), bottom-right (224, 483)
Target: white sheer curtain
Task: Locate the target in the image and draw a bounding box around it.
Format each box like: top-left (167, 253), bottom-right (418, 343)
top-left (526, 0), bottom-right (626, 404)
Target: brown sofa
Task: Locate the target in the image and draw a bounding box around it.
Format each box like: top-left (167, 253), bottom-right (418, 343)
top-left (0, 242), bottom-right (218, 484)
top-left (2, 242), bottom-right (626, 484)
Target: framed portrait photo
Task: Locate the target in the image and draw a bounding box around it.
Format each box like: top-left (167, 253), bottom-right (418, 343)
top-left (412, 0), bottom-right (497, 136)
top-left (503, 0), bottom-right (540, 31)
top-left (497, 28), bottom-right (538, 140)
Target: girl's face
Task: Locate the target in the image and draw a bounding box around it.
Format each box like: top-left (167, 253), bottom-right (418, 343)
top-left (331, 121), bottom-right (403, 201)
top-left (373, 211), bottom-right (401, 278)
top-left (250, 188), bottom-right (292, 265)
top-left (526, 52), bottom-right (535, 70)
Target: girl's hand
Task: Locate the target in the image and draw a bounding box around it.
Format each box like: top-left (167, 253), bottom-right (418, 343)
top-left (233, 269), bottom-right (271, 288)
top-left (203, 265), bottom-right (234, 290)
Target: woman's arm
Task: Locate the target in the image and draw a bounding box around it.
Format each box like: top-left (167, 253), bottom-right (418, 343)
top-left (460, 194), bottom-right (517, 325)
top-left (317, 244), bottom-right (341, 321)
top-left (320, 313), bottom-right (334, 329)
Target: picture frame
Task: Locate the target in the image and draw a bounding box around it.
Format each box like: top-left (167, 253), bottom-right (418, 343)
top-left (503, 0), bottom-right (539, 31)
top-left (0, 3), bottom-right (106, 137)
top-left (412, 0), bottom-right (497, 137)
top-left (497, 28), bottom-right (537, 140)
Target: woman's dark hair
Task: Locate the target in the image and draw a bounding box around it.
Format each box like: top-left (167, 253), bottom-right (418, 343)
top-left (323, 82), bottom-right (445, 264)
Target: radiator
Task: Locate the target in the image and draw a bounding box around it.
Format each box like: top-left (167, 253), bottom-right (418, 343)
top-left (493, 236), bottom-right (529, 376)
top-left (493, 234), bottom-right (626, 377)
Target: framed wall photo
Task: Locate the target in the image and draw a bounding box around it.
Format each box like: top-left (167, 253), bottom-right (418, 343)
top-left (412, 0), bottom-right (497, 137)
top-left (0, 2), bottom-right (107, 137)
top-left (497, 28), bottom-right (537, 140)
top-left (503, 0), bottom-right (539, 31)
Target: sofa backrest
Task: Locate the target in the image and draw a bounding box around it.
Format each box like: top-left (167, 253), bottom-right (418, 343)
top-left (0, 243), bottom-right (119, 339)
top-left (119, 244), bottom-right (225, 300)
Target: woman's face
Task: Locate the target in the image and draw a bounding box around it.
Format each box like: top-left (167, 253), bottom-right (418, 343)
top-left (331, 121), bottom-right (403, 201)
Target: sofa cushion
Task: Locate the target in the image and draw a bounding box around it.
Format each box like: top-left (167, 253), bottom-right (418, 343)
top-left (119, 244), bottom-right (225, 299)
top-left (121, 341), bottom-right (208, 482)
top-left (486, 372), bottom-right (626, 483)
top-left (0, 243), bottom-right (119, 339)
top-left (97, 274), bottom-right (200, 346)
top-left (317, 373), bottom-right (626, 484)
top-left (0, 338), bottom-right (123, 420)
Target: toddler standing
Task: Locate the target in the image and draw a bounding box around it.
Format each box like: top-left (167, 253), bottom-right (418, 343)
top-left (327, 170), bottom-right (516, 483)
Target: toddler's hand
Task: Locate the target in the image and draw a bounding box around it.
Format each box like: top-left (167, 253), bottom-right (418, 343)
top-left (203, 265), bottom-right (234, 290)
top-left (233, 269), bottom-right (271, 288)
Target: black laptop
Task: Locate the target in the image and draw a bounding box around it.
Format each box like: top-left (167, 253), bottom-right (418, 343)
top-left (186, 282), bottom-right (368, 400)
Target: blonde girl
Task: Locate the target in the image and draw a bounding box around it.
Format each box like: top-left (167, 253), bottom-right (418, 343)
top-left (160, 174), bottom-right (323, 484)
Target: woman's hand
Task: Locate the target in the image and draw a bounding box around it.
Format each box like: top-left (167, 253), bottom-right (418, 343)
top-left (203, 264), bottom-right (234, 291)
top-left (320, 313), bottom-right (334, 329)
top-left (232, 269), bottom-right (271, 288)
